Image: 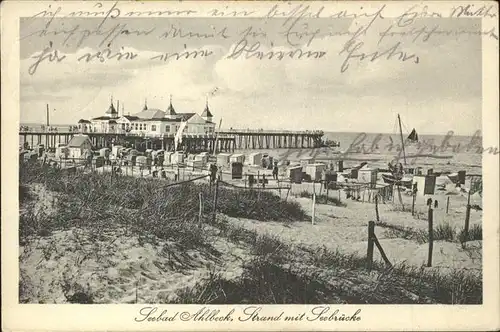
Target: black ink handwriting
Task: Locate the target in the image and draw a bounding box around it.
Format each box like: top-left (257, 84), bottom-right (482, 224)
top-left (159, 25), bottom-right (230, 40)
top-left (150, 46), bottom-right (214, 61)
top-left (449, 4), bottom-right (497, 18)
top-left (239, 26), bottom-right (267, 40)
top-left (123, 9), bottom-right (196, 17)
top-left (208, 8), bottom-right (255, 17)
top-left (266, 4), bottom-right (325, 47)
top-left (77, 47), bottom-right (138, 62)
top-left (379, 23), bottom-right (498, 45)
top-left (396, 5), bottom-right (442, 28)
top-left (28, 42), bottom-right (66, 75)
top-left (339, 33), bottom-right (419, 73)
top-left (226, 37), bottom-right (327, 60)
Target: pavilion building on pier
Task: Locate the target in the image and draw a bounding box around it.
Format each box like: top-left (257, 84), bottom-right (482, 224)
top-left (78, 96), bottom-right (216, 137)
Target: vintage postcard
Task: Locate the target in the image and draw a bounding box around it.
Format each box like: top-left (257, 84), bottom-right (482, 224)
top-left (1, 0), bottom-right (499, 331)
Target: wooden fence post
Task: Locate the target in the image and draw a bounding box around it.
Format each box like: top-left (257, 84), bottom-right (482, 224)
top-left (311, 192), bottom-right (316, 225)
top-left (373, 235), bottom-right (392, 267)
top-left (367, 221), bottom-right (375, 270)
top-left (446, 196), bottom-right (450, 214)
top-left (427, 206), bottom-right (434, 267)
top-left (411, 190), bottom-right (416, 216)
top-left (398, 184), bottom-right (405, 210)
top-left (463, 191), bottom-right (471, 248)
top-left (375, 194), bottom-right (380, 222)
top-left (198, 192), bottom-right (203, 228)
top-left (325, 182), bottom-right (329, 204)
top-left (212, 179), bottom-right (219, 224)
top-left (338, 189), bottom-right (341, 202)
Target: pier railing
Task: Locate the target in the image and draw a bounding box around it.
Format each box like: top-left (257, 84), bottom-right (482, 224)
top-left (220, 128), bottom-right (324, 135)
top-left (20, 126), bottom-right (323, 136)
top-left (19, 126), bottom-right (325, 149)
top-left (19, 127), bottom-right (235, 138)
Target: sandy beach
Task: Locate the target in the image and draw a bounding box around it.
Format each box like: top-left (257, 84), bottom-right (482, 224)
top-left (19, 156), bottom-right (482, 304)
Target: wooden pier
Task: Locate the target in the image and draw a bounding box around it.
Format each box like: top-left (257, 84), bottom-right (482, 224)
top-left (19, 128), bottom-right (324, 152)
top-left (219, 129), bottom-right (324, 149)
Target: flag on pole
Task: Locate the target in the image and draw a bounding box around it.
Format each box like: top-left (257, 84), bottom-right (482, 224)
top-left (210, 87), bottom-right (219, 96)
top-left (174, 121), bottom-right (188, 151)
top-left (213, 118), bottom-right (223, 155)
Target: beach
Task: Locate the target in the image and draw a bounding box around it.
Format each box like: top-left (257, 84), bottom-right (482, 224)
top-left (19, 153), bottom-right (483, 304)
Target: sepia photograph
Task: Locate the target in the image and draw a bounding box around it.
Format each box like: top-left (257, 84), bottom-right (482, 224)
top-left (2, 0), bottom-right (499, 331)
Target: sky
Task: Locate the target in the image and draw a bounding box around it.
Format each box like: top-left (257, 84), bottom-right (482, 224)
top-left (19, 16), bottom-right (482, 135)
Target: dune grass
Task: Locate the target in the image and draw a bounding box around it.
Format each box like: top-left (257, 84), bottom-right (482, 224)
top-left (379, 221), bottom-right (461, 244)
top-left (200, 216), bottom-right (482, 304)
top-left (19, 163), bottom-right (307, 243)
top-left (19, 162), bottom-right (482, 304)
top-left (459, 224), bottom-right (483, 242)
top-left (296, 190), bottom-right (346, 207)
top-left (174, 259), bottom-right (339, 304)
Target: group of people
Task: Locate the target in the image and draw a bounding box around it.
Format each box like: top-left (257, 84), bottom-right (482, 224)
top-left (320, 162), bottom-right (337, 189)
top-left (388, 161), bottom-right (405, 177)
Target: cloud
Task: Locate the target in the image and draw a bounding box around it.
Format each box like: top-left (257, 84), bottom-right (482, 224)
top-left (20, 18), bottom-right (482, 136)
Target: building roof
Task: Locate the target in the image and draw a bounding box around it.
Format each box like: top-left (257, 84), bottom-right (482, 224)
top-left (178, 113), bottom-right (196, 121)
top-left (78, 119), bottom-right (91, 124)
top-left (139, 112), bottom-right (197, 122)
top-left (201, 104), bottom-right (213, 118)
top-left (145, 117), bottom-right (183, 122)
top-left (105, 102), bottom-right (117, 115)
top-left (166, 101), bottom-right (177, 115)
top-left (133, 108), bottom-right (166, 119)
top-left (91, 116), bottom-right (113, 121)
top-left (68, 135), bottom-right (92, 148)
top-left (120, 115), bottom-right (139, 121)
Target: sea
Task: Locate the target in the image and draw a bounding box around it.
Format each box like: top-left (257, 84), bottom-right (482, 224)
top-left (320, 131), bottom-right (483, 174)
top-left (19, 123), bottom-right (484, 174)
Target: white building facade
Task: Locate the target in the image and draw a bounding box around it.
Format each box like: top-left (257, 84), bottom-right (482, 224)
top-left (80, 97), bottom-right (216, 136)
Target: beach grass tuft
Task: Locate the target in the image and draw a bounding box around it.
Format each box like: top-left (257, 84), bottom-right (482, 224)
top-left (458, 224), bottom-right (482, 242)
top-left (296, 190), bottom-right (346, 207)
top-left (434, 222), bottom-right (456, 242)
top-left (174, 258), bottom-right (340, 304)
top-left (379, 221), bottom-right (459, 244)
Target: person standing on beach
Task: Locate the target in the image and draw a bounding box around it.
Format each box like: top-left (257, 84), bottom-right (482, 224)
top-left (209, 163), bottom-right (217, 184)
top-left (272, 164), bottom-right (278, 180)
top-left (321, 168), bottom-right (327, 190)
top-left (217, 166), bottom-right (223, 181)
